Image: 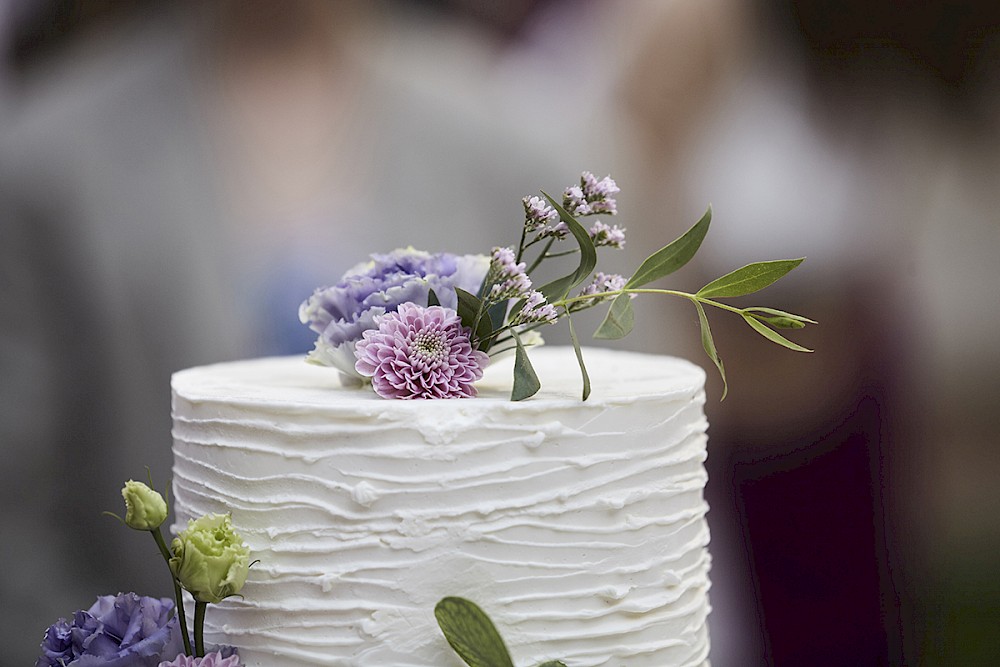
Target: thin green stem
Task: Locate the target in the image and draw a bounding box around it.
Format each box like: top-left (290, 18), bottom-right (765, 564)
top-left (555, 288), bottom-right (745, 316)
top-left (523, 237), bottom-right (556, 274)
top-left (151, 529), bottom-right (192, 656)
top-left (194, 601), bottom-right (207, 657)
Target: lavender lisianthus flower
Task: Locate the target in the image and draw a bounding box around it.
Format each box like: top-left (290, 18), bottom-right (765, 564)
top-left (36, 593), bottom-right (183, 667)
top-left (158, 650), bottom-right (243, 667)
top-left (300, 248), bottom-right (489, 379)
top-left (354, 303), bottom-right (489, 399)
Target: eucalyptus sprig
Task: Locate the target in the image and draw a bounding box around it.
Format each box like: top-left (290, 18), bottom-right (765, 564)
top-left (446, 173), bottom-right (815, 401)
top-left (435, 597), bottom-right (567, 667)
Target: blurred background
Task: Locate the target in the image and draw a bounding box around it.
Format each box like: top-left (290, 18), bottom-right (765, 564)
top-left (2, 0), bottom-right (999, 664)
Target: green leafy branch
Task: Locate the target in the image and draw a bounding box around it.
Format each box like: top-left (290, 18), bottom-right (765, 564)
top-left (449, 180), bottom-right (815, 402)
top-left (435, 597), bottom-right (567, 667)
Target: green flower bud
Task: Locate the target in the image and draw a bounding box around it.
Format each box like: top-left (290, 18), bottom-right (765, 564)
top-left (170, 513), bottom-right (251, 604)
top-left (121, 480), bottom-right (168, 531)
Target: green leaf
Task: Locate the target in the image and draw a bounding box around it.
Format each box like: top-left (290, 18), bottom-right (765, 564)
top-left (565, 314), bottom-right (591, 400)
top-left (541, 191), bottom-right (598, 287)
top-left (593, 293), bottom-right (634, 340)
top-left (455, 288), bottom-right (493, 346)
top-left (742, 306), bottom-right (817, 325)
top-left (625, 205), bottom-right (711, 288)
top-left (750, 314), bottom-right (805, 329)
top-left (696, 258), bottom-right (804, 299)
top-left (536, 662), bottom-right (569, 667)
top-left (511, 332), bottom-right (541, 401)
top-left (532, 191), bottom-right (598, 304)
top-left (694, 300), bottom-right (728, 400)
top-left (740, 312), bottom-right (813, 352)
top-left (427, 289), bottom-right (441, 307)
top-left (538, 273), bottom-right (577, 305)
top-left (434, 597), bottom-right (515, 667)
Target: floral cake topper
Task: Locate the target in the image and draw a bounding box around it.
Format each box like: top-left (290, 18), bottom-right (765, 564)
top-left (300, 172), bottom-right (814, 400)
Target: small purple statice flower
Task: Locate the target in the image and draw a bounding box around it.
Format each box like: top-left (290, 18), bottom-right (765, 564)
top-left (354, 303), bottom-right (489, 399)
top-left (572, 272), bottom-right (627, 310)
top-left (300, 248), bottom-right (489, 379)
top-left (512, 290), bottom-right (559, 325)
top-left (486, 246), bottom-right (532, 301)
top-left (536, 220), bottom-right (569, 241)
top-left (563, 171), bottom-right (620, 216)
top-left (157, 650), bottom-right (243, 667)
top-left (522, 195), bottom-right (558, 232)
top-left (588, 220), bottom-right (626, 248)
top-left (36, 593), bottom-right (182, 667)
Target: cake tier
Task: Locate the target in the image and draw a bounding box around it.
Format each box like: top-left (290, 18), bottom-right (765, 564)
top-left (171, 347), bottom-right (711, 667)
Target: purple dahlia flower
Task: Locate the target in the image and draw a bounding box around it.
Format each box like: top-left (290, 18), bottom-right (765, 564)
top-left (36, 593), bottom-right (182, 667)
top-left (300, 248), bottom-right (489, 379)
top-left (158, 650), bottom-right (243, 667)
top-left (354, 303), bottom-right (489, 399)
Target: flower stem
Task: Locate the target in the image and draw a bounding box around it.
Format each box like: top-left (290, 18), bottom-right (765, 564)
top-left (194, 601), bottom-right (208, 657)
top-left (556, 288), bottom-right (745, 315)
top-left (151, 528), bottom-right (192, 656)
top-left (523, 237), bottom-right (555, 274)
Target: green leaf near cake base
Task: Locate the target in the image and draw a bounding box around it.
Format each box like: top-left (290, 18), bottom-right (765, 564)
top-left (566, 314), bottom-right (591, 401)
top-left (625, 205), bottom-right (711, 289)
top-left (511, 331), bottom-right (541, 401)
top-left (434, 597), bottom-right (515, 667)
top-left (536, 191), bottom-right (598, 302)
top-left (694, 299), bottom-right (728, 401)
top-left (740, 312), bottom-right (813, 352)
top-left (427, 289), bottom-right (441, 307)
top-left (593, 292), bottom-right (635, 340)
top-left (696, 258), bottom-right (804, 299)
top-left (536, 662), bottom-right (569, 667)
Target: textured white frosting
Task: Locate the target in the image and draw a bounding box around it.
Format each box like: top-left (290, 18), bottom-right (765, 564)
top-left (171, 347), bottom-right (711, 667)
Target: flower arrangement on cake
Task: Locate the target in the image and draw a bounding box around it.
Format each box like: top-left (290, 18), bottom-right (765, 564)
top-left (300, 171), bottom-right (813, 401)
top-left (36, 172), bottom-right (812, 667)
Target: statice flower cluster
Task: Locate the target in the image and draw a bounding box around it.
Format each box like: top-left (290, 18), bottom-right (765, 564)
top-left (588, 220), bottom-right (626, 249)
top-left (571, 271), bottom-right (625, 310)
top-left (300, 248), bottom-right (489, 379)
top-left (354, 303), bottom-right (489, 399)
top-left (37, 593), bottom-right (182, 667)
top-left (522, 195), bottom-right (559, 232)
top-left (563, 171), bottom-right (620, 216)
top-left (486, 247), bottom-right (532, 301)
top-left (511, 290), bottom-right (559, 325)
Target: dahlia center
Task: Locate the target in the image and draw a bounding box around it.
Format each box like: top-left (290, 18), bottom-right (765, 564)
top-left (411, 330), bottom-right (448, 365)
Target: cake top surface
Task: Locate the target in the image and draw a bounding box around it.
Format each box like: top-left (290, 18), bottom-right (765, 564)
top-left (172, 347), bottom-right (705, 411)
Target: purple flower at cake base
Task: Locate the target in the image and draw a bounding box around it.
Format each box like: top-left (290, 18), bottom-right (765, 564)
top-left (157, 649), bottom-right (243, 667)
top-left (300, 248), bottom-right (489, 380)
top-left (354, 303), bottom-right (489, 399)
top-left (36, 593), bottom-right (183, 667)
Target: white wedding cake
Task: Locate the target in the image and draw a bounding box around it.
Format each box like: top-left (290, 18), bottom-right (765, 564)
top-left (170, 347), bottom-right (711, 667)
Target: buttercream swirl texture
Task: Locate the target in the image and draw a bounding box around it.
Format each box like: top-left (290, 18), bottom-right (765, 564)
top-left (171, 348), bottom-right (711, 666)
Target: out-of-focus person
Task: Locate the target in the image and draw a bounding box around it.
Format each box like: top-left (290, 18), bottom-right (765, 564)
top-left (0, 1), bottom-right (599, 663)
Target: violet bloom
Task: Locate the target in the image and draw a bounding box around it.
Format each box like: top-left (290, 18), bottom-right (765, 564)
top-left (157, 650), bottom-right (243, 667)
top-left (354, 303), bottom-right (489, 399)
top-left (36, 593), bottom-right (182, 667)
top-left (572, 272), bottom-right (628, 311)
top-left (300, 248), bottom-right (489, 379)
